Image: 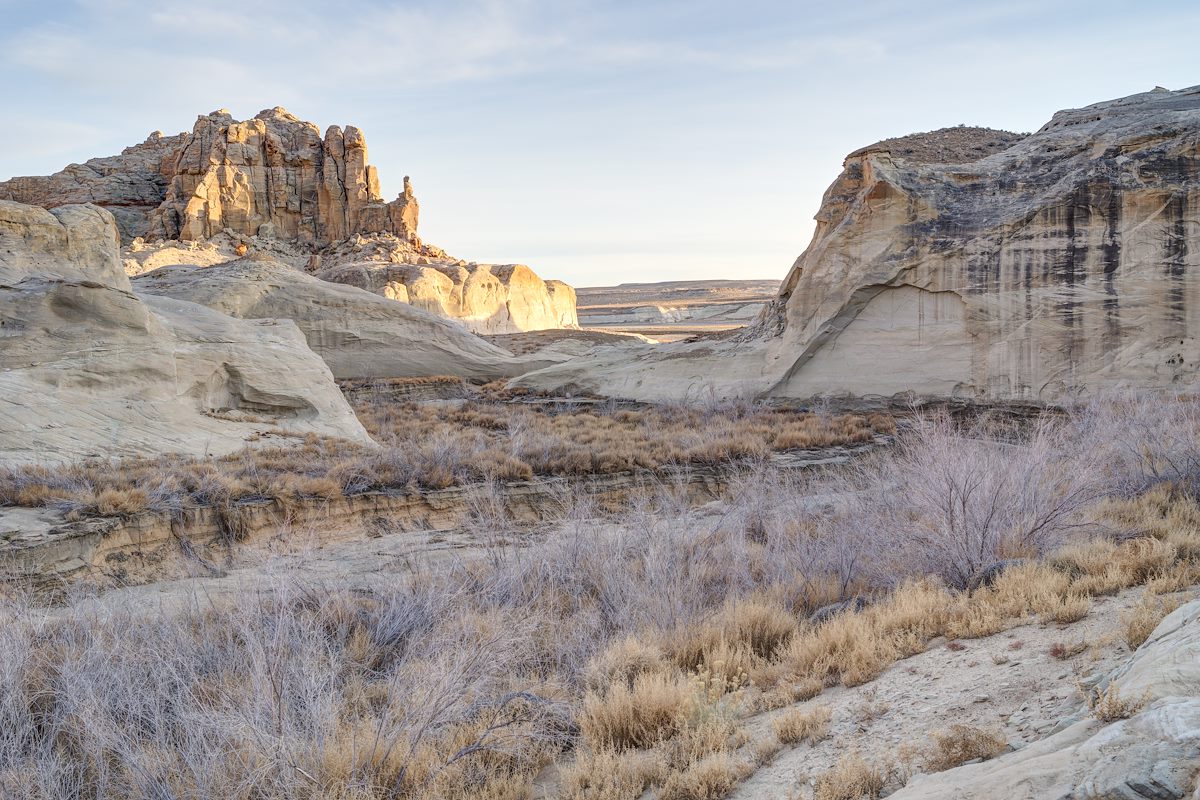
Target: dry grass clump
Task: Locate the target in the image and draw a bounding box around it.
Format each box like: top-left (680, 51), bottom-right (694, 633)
top-left (772, 705), bottom-right (832, 744)
top-left (813, 752), bottom-right (887, 800)
top-left (559, 748), bottom-right (665, 800)
top-left (657, 753), bottom-right (755, 800)
top-left (1121, 592), bottom-right (1186, 650)
top-left (580, 671), bottom-right (701, 750)
top-left (924, 724), bottom-right (1006, 772)
top-left (1087, 682), bottom-right (1150, 722)
top-left (1049, 639), bottom-right (1088, 660)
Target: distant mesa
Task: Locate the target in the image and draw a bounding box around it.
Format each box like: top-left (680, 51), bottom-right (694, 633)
top-left (0, 107), bottom-right (575, 335)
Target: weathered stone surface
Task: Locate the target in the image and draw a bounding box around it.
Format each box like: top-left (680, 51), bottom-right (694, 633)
top-left (148, 107), bottom-right (420, 245)
top-left (317, 260), bottom-right (580, 334)
top-left (0, 200), bottom-right (370, 466)
top-left (0, 132), bottom-right (185, 241)
top-left (890, 598), bottom-right (1200, 799)
top-left (515, 85), bottom-right (1200, 402)
top-left (132, 259), bottom-right (573, 380)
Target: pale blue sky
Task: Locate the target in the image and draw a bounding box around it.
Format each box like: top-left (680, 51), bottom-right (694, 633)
top-left (1, 0), bottom-right (1197, 286)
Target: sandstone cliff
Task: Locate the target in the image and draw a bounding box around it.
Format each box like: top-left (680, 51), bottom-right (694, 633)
top-left (515, 85), bottom-right (1200, 402)
top-left (0, 107), bottom-right (578, 335)
top-left (0, 200), bottom-right (371, 466)
top-left (149, 107), bottom-right (420, 244)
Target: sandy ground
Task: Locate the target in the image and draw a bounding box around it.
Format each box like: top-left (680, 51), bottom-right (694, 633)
top-left (483, 328), bottom-right (656, 354)
top-left (731, 586), bottom-right (1186, 799)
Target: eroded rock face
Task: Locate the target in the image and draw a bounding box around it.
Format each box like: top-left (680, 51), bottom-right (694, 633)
top-left (0, 108), bottom-right (425, 248)
top-left (0, 132), bottom-right (185, 241)
top-left (317, 261), bottom-right (580, 334)
top-left (132, 258), bottom-right (573, 380)
top-left (515, 85), bottom-right (1200, 402)
top-left (768, 85), bottom-right (1200, 401)
top-left (0, 200), bottom-right (371, 466)
top-left (149, 107), bottom-right (420, 244)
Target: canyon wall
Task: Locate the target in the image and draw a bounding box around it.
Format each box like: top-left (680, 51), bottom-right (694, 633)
top-left (515, 85), bottom-right (1200, 402)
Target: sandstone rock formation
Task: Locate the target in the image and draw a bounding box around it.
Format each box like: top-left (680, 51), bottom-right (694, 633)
top-left (0, 200), bottom-right (371, 466)
top-left (318, 261), bottom-right (579, 334)
top-left (149, 107), bottom-right (422, 244)
top-left (132, 259), bottom-right (573, 380)
top-left (890, 597), bottom-right (1200, 799)
top-left (0, 107), bottom-right (579, 335)
top-left (0, 132), bottom-right (185, 241)
top-left (515, 85), bottom-right (1200, 402)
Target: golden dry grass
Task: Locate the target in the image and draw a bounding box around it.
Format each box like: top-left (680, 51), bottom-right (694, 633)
top-left (580, 671), bottom-right (700, 751)
top-left (1087, 682), bottom-right (1149, 723)
top-left (813, 752), bottom-right (886, 800)
top-left (772, 705), bottom-right (832, 745)
top-left (657, 753), bottom-right (755, 800)
top-left (924, 724), bottom-right (1006, 772)
top-left (558, 748), bottom-right (664, 800)
top-left (0, 391), bottom-right (894, 522)
top-left (1121, 592), bottom-right (1186, 650)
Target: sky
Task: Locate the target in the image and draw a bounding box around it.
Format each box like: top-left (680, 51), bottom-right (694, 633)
top-left (1, 1), bottom-right (1197, 287)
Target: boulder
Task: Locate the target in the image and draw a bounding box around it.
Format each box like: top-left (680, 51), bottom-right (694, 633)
top-left (0, 200), bottom-right (371, 466)
top-left (132, 259), bottom-right (574, 380)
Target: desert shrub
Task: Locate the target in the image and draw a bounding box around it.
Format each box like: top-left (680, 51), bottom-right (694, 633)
top-left (772, 705), bottom-right (832, 744)
top-left (1122, 592), bottom-right (1186, 650)
top-left (843, 412), bottom-right (1105, 590)
top-left (924, 724), bottom-right (1006, 771)
top-left (657, 752), bottom-right (754, 800)
top-left (1087, 682), bottom-right (1149, 722)
top-left (0, 583), bottom-right (573, 800)
top-left (814, 752), bottom-right (887, 800)
top-left (1074, 390), bottom-right (1200, 494)
top-left (579, 671), bottom-right (699, 750)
